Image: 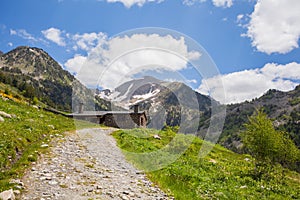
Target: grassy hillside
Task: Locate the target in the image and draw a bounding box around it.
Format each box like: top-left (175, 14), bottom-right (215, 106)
top-left (0, 95), bottom-right (98, 191)
top-left (113, 128), bottom-right (300, 199)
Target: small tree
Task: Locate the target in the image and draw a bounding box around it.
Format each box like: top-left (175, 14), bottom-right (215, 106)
top-left (241, 110), bottom-right (300, 178)
top-left (277, 131), bottom-right (300, 169)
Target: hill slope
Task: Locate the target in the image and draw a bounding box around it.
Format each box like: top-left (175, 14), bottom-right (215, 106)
top-left (113, 128), bottom-right (300, 199)
top-left (0, 46), bottom-right (111, 112)
top-left (199, 85), bottom-right (300, 152)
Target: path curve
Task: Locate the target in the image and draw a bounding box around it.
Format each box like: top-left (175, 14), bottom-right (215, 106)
top-left (21, 128), bottom-right (173, 200)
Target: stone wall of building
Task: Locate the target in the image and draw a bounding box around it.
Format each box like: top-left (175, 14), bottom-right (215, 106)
top-left (102, 113), bottom-right (146, 129)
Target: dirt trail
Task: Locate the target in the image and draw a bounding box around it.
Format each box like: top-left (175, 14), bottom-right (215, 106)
top-left (21, 128), bottom-right (173, 200)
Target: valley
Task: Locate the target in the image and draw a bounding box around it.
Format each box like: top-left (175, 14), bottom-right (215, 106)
top-left (0, 46), bottom-right (299, 199)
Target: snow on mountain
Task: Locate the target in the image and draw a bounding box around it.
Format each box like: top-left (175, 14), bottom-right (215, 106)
top-left (132, 88), bottom-right (160, 101)
top-left (97, 77), bottom-right (163, 109)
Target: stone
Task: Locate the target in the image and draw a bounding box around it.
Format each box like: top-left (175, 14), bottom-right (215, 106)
top-left (40, 144), bottom-right (49, 148)
top-left (106, 191), bottom-right (114, 197)
top-left (9, 179), bottom-right (24, 186)
top-left (153, 134), bottom-right (161, 140)
top-left (129, 192), bottom-right (135, 197)
top-left (120, 195), bottom-right (129, 200)
top-left (40, 177), bottom-right (47, 181)
top-left (0, 111), bottom-right (12, 118)
top-left (209, 159), bottom-right (217, 164)
top-left (122, 190), bottom-right (130, 195)
top-left (32, 105), bottom-right (39, 109)
top-left (48, 180), bottom-right (58, 185)
top-left (13, 190), bottom-right (20, 195)
top-left (13, 185), bottom-right (23, 190)
top-left (96, 185), bottom-right (102, 189)
top-left (0, 116), bottom-right (4, 122)
top-left (0, 189), bottom-right (15, 200)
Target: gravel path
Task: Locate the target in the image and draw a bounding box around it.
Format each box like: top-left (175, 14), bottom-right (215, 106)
top-left (21, 128), bottom-right (173, 200)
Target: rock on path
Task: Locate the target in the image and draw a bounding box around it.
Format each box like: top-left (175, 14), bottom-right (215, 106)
top-left (21, 128), bottom-right (173, 200)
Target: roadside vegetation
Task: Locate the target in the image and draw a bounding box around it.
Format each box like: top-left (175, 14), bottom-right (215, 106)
top-left (241, 110), bottom-right (300, 179)
top-left (113, 126), bottom-right (300, 199)
top-left (0, 94), bottom-right (99, 191)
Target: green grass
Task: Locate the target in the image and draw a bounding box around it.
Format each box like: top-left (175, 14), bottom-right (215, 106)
top-left (0, 97), bottom-right (100, 191)
top-left (113, 128), bottom-right (300, 199)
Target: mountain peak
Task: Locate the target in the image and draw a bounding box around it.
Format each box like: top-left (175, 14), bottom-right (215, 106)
top-left (0, 46), bottom-right (64, 79)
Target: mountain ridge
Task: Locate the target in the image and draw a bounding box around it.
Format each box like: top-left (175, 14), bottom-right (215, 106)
top-left (97, 76), bottom-right (218, 133)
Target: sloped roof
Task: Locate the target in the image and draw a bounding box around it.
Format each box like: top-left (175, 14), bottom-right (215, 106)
top-left (68, 110), bottom-right (146, 118)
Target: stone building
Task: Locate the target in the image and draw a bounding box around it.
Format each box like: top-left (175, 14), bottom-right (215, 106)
top-left (69, 105), bottom-right (147, 129)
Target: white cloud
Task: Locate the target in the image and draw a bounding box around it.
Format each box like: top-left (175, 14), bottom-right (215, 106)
top-left (236, 14), bottom-right (243, 22)
top-left (42, 27), bottom-right (66, 46)
top-left (7, 42), bottom-right (13, 47)
top-left (10, 29), bottom-right (17, 35)
top-left (107, 0), bottom-right (234, 8)
top-left (40, 27), bottom-right (106, 51)
top-left (182, 0), bottom-right (206, 6)
top-left (187, 79), bottom-right (197, 84)
top-left (246, 0), bottom-right (300, 54)
top-left (65, 33), bottom-right (201, 88)
top-left (182, 0), bottom-right (232, 7)
top-left (222, 17), bottom-right (228, 22)
top-left (212, 0), bottom-right (233, 8)
top-left (106, 0), bottom-right (164, 8)
top-left (10, 29), bottom-right (38, 42)
top-left (64, 54), bottom-right (87, 74)
top-left (198, 62), bottom-right (300, 104)
top-left (72, 32), bottom-right (107, 51)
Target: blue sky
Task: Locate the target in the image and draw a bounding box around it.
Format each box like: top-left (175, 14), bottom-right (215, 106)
top-left (1, 0), bottom-right (300, 104)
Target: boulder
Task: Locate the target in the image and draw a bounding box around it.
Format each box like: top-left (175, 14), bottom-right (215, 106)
top-left (0, 189), bottom-right (15, 200)
top-left (0, 116), bottom-right (4, 122)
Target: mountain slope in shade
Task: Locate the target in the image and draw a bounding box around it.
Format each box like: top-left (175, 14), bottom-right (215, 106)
top-left (0, 46), bottom-right (111, 112)
top-left (98, 76), bottom-right (217, 133)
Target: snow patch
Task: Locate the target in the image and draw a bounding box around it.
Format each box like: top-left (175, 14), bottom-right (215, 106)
top-left (132, 88), bottom-right (160, 101)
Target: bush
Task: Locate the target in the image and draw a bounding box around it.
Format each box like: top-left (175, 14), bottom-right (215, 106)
top-left (241, 110), bottom-right (300, 177)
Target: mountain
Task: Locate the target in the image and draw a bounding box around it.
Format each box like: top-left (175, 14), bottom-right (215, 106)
top-left (1, 46), bottom-right (298, 153)
top-left (0, 46), bottom-right (110, 112)
top-left (199, 85), bottom-right (300, 152)
top-left (98, 76), bottom-right (216, 133)
top-left (104, 77), bottom-right (300, 152)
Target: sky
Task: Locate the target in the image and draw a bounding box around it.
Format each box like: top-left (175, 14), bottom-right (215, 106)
top-left (0, 0), bottom-right (300, 104)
